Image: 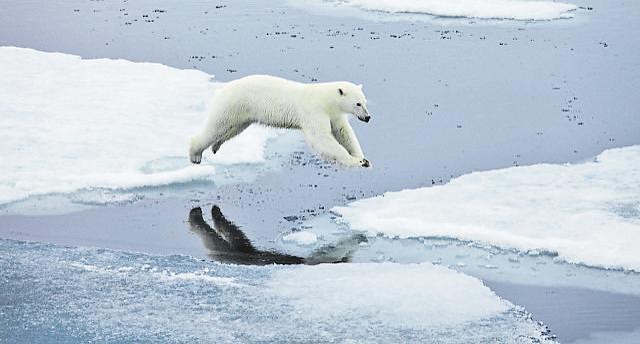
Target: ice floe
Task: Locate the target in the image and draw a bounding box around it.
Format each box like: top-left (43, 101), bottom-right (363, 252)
top-left (0, 239), bottom-right (554, 343)
top-left (0, 47), bottom-right (282, 206)
top-left (293, 0), bottom-right (578, 21)
top-left (268, 262), bottom-right (510, 328)
top-left (282, 230), bottom-right (319, 245)
top-left (334, 145), bottom-right (640, 271)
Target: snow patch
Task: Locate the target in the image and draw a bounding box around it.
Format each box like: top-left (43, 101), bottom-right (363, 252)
top-left (0, 47), bottom-right (279, 205)
top-left (282, 231), bottom-right (319, 245)
top-left (293, 0), bottom-right (578, 21)
top-left (334, 146), bottom-right (640, 271)
top-left (154, 270), bottom-right (241, 286)
top-left (269, 262), bottom-right (510, 328)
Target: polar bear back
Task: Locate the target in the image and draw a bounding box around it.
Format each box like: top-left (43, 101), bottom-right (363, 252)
top-left (212, 75), bottom-right (311, 129)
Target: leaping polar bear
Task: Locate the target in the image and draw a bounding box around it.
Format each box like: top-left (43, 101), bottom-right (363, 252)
top-left (189, 75), bottom-right (371, 167)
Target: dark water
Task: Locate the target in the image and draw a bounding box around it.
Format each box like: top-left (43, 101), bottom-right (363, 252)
top-left (486, 281), bottom-right (640, 343)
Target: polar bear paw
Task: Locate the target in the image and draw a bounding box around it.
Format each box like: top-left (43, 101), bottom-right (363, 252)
top-left (190, 150), bottom-right (202, 164)
top-left (189, 140), bottom-right (202, 164)
top-left (189, 136), bottom-right (204, 164)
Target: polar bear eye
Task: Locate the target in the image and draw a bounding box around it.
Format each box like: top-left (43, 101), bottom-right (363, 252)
top-left (356, 103), bottom-right (362, 107)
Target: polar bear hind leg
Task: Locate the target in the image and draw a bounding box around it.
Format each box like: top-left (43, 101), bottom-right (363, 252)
top-left (211, 122), bottom-right (251, 154)
top-left (189, 120), bottom-right (251, 164)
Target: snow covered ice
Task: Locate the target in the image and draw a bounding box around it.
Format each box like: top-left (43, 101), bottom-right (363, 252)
top-left (298, 211), bottom-right (640, 298)
top-left (0, 47), bottom-right (285, 208)
top-left (0, 239), bottom-right (554, 343)
top-left (292, 0), bottom-right (578, 21)
top-left (268, 262), bottom-right (511, 328)
top-left (334, 145), bottom-right (640, 271)
top-left (282, 230), bottom-right (319, 245)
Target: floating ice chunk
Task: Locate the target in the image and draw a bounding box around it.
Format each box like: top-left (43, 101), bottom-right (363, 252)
top-left (293, 0), bottom-right (578, 21)
top-left (268, 262), bottom-right (510, 328)
top-left (154, 270), bottom-right (241, 286)
top-left (0, 47), bottom-right (280, 205)
top-left (282, 231), bottom-right (319, 245)
top-left (0, 239), bottom-right (554, 343)
top-left (334, 145), bottom-right (640, 271)
top-left (346, 235), bottom-right (640, 297)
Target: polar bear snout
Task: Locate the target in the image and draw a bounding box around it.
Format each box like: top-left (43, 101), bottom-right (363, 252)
top-left (353, 104), bottom-right (371, 123)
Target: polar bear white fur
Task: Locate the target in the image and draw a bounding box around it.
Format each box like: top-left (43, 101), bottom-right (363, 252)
top-left (189, 75), bottom-right (371, 167)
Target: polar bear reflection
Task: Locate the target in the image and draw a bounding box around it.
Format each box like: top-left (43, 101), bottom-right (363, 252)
top-left (188, 206), bottom-right (366, 265)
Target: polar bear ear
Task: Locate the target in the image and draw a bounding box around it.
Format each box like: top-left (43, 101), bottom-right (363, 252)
top-left (338, 88), bottom-right (345, 96)
top-left (357, 84), bottom-right (363, 89)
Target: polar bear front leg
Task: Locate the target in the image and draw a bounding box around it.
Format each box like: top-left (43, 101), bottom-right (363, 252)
top-left (331, 117), bottom-right (365, 159)
top-left (303, 125), bottom-right (368, 167)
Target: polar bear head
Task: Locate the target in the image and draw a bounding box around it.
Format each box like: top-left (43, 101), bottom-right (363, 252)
top-left (336, 83), bottom-right (371, 123)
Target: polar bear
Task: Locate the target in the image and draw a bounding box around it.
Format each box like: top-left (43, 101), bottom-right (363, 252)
top-left (189, 75), bottom-right (371, 167)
